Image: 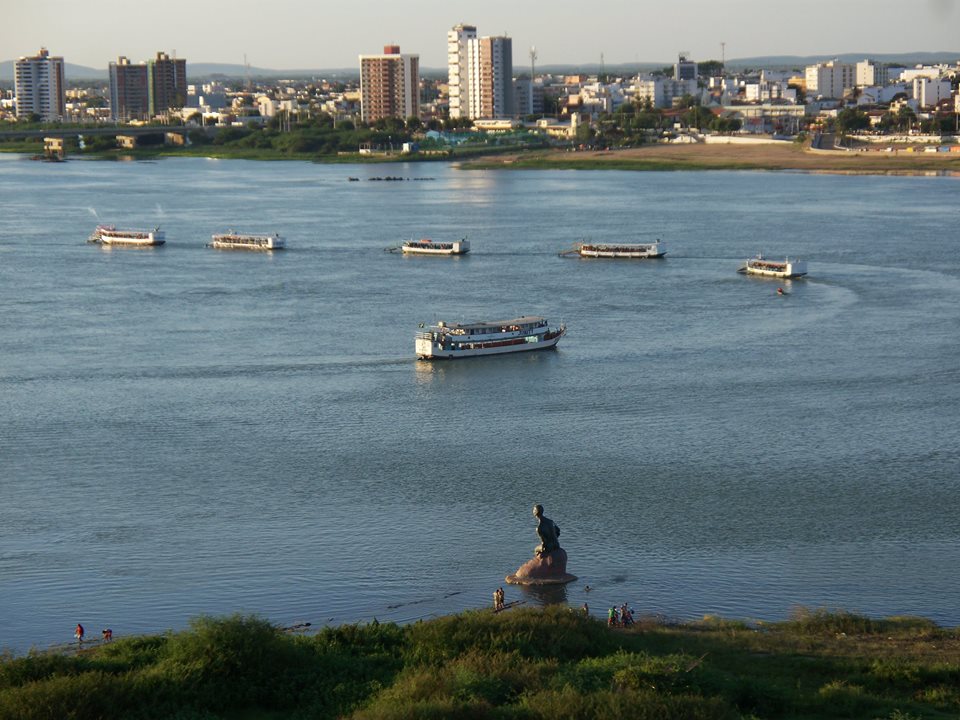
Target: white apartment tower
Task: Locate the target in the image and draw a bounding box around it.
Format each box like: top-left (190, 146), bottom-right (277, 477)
top-left (856, 59), bottom-right (888, 88)
top-left (448, 25), bottom-right (514, 120)
top-left (805, 60), bottom-right (856, 99)
top-left (359, 45), bottom-right (420, 123)
top-left (14, 47), bottom-right (65, 121)
top-left (447, 24), bottom-right (476, 119)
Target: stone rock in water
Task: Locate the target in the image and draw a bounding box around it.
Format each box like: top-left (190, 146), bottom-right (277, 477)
top-left (506, 548), bottom-right (577, 585)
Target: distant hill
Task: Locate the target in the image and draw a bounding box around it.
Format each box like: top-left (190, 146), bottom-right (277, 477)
top-left (3, 51), bottom-right (958, 85)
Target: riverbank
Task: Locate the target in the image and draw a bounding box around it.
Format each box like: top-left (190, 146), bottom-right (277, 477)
top-left (2, 607), bottom-right (957, 719)
top-left (6, 138), bottom-right (960, 174)
top-left (461, 142), bottom-right (960, 174)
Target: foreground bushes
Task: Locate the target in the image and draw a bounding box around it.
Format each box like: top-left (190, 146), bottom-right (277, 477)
top-left (1, 607), bottom-right (958, 719)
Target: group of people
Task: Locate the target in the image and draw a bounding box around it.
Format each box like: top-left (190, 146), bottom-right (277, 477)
top-left (74, 624), bottom-right (112, 644)
top-left (607, 604), bottom-right (635, 627)
top-left (492, 587), bottom-right (506, 611)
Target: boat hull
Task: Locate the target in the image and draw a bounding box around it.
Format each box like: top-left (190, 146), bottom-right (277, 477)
top-left (100, 234), bottom-right (164, 247)
top-left (740, 267), bottom-right (806, 279)
top-left (416, 329), bottom-right (564, 359)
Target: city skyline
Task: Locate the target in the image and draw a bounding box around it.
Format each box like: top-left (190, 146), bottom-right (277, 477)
top-left (3, 0), bottom-right (959, 71)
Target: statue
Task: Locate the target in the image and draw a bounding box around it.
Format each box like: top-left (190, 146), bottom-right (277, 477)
top-left (506, 504), bottom-right (577, 586)
top-left (533, 504), bottom-right (560, 556)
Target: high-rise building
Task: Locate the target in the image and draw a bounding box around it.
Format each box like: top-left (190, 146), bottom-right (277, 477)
top-left (109, 57), bottom-right (149, 121)
top-left (855, 59), bottom-right (889, 88)
top-left (14, 47), bottom-right (65, 121)
top-left (447, 23), bottom-right (476, 119)
top-left (805, 60), bottom-right (856, 99)
top-left (447, 25), bottom-right (515, 121)
top-left (359, 45), bottom-right (420, 123)
top-left (147, 52), bottom-right (187, 115)
top-left (467, 35), bottom-right (513, 120)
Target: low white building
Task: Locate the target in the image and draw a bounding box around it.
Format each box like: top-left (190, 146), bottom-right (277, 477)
top-left (629, 77), bottom-right (697, 109)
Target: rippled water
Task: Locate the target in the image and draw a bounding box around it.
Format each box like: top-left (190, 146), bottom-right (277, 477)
top-left (1, 154), bottom-right (959, 653)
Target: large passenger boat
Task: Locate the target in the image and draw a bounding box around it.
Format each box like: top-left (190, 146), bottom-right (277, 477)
top-left (571, 239), bottom-right (665, 259)
top-left (88, 225), bottom-right (165, 246)
top-left (737, 254), bottom-right (807, 279)
top-left (210, 231), bottom-right (285, 250)
top-left (415, 316), bottom-right (566, 359)
top-left (399, 238), bottom-right (470, 255)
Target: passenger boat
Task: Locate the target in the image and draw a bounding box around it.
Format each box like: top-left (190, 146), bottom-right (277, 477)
top-left (416, 316), bottom-right (565, 359)
top-left (573, 239), bottom-right (665, 259)
top-left (88, 225), bottom-right (165, 246)
top-left (400, 238), bottom-right (469, 255)
top-left (210, 231), bottom-right (285, 250)
top-left (737, 254), bottom-right (807, 279)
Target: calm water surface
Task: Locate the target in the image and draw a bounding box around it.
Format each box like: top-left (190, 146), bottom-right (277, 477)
top-left (1, 155), bottom-right (959, 652)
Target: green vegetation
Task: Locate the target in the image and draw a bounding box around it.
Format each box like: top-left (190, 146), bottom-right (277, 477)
top-left (2, 607), bottom-right (958, 719)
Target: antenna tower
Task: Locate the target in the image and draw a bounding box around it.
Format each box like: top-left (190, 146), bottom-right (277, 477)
top-left (721, 41), bottom-right (726, 70)
top-left (529, 46), bottom-right (537, 80)
top-left (244, 53), bottom-right (252, 91)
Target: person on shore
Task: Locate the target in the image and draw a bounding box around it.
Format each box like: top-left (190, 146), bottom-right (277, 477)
top-left (581, 602), bottom-right (589, 616)
top-left (74, 623), bottom-right (84, 644)
top-left (493, 588), bottom-right (499, 610)
top-left (498, 587), bottom-right (505, 611)
top-left (607, 607), bottom-right (616, 627)
top-left (102, 628), bottom-right (113, 642)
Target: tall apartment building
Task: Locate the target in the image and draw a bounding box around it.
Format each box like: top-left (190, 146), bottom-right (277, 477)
top-left (147, 52), bottom-right (187, 115)
top-left (359, 45), bottom-right (420, 123)
top-left (109, 57), bottom-right (149, 121)
top-left (804, 60), bottom-right (856, 99)
top-left (467, 35), bottom-right (513, 120)
top-left (855, 59), bottom-right (888, 88)
top-left (14, 47), bottom-right (65, 121)
top-left (447, 24), bottom-right (476, 119)
top-left (447, 25), bottom-right (515, 120)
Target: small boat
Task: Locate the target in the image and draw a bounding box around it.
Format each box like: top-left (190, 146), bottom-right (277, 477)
top-left (569, 239), bottom-right (666, 259)
top-left (88, 225), bottom-right (165, 246)
top-left (416, 316), bottom-right (565, 359)
top-left (210, 231), bottom-right (285, 250)
top-left (398, 238), bottom-right (470, 256)
top-left (737, 254), bottom-right (807, 279)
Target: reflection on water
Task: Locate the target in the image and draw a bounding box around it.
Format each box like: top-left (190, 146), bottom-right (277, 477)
top-left (517, 583), bottom-right (570, 607)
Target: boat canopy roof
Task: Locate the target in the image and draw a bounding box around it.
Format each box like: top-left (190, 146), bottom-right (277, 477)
top-left (432, 316), bottom-right (546, 330)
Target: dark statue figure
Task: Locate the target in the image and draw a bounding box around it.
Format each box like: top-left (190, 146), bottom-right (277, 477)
top-left (533, 504), bottom-right (560, 556)
top-left (506, 503), bottom-right (576, 586)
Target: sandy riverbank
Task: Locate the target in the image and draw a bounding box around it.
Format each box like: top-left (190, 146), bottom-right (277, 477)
top-left (463, 142), bottom-right (960, 174)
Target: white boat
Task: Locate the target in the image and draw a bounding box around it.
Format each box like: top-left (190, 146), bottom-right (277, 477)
top-left (575, 239), bottom-right (665, 258)
top-left (400, 238), bottom-right (469, 255)
top-left (416, 316), bottom-right (565, 360)
top-left (89, 225), bottom-right (165, 246)
top-left (210, 231), bottom-right (284, 250)
top-left (737, 254), bottom-right (807, 279)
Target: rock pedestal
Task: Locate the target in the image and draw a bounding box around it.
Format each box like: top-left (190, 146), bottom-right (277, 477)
top-left (505, 548), bottom-right (577, 586)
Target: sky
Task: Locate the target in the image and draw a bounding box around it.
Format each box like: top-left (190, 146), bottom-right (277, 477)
top-left (3, 0), bottom-right (959, 70)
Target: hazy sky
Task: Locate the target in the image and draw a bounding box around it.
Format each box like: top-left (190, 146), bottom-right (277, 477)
top-left (4, 0), bottom-right (959, 69)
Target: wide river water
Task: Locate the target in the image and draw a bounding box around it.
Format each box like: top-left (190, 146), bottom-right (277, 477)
top-left (1, 154), bottom-right (958, 653)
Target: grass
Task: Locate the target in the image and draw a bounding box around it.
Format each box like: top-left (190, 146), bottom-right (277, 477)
top-left (1, 607), bottom-right (958, 719)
